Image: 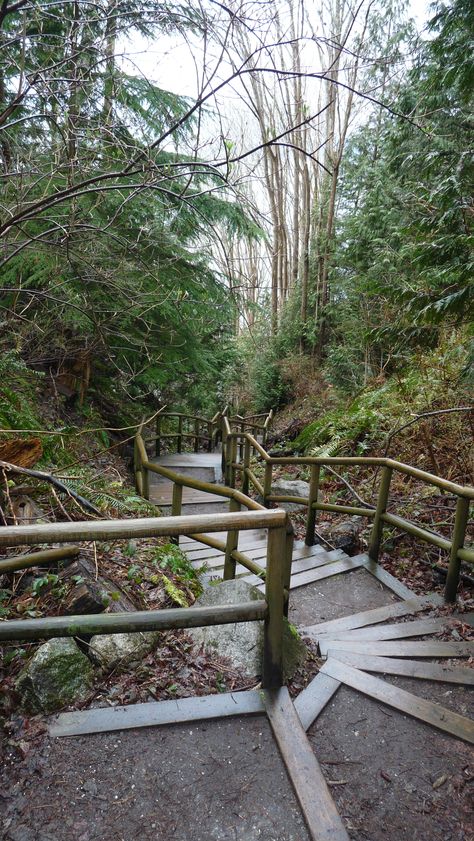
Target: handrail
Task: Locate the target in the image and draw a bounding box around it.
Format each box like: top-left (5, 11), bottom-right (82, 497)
top-left (220, 428), bottom-right (473, 603)
top-left (0, 508), bottom-right (289, 688)
top-left (136, 407), bottom-right (472, 601)
top-left (133, 423), bottom-right (284, 583)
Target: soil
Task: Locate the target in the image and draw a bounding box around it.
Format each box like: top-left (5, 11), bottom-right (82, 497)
top-left (310, 680), bottom-right (473, 841)
top-left (0, 716), bottom-right (310, 841)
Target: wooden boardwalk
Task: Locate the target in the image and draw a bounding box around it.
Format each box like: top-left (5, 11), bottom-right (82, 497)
top-left (148, 452), bottom-right (225, 506)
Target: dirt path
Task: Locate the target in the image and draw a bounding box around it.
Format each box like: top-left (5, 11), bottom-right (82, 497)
top-left (1, 716), bottom-right (309, 841)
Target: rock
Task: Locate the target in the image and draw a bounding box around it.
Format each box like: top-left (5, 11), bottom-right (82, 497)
top-left (16, 638), bottom-right (93, 713)
top-left (270, 479), bottom-right (311, 512)
top-left (89, 631), bottom-right (160, 671)
top-left (324, 516), bottom-right (364, 554)
top-left (188, 580), bottom-right (306, 679)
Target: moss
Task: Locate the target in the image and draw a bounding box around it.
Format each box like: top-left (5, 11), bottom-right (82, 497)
top-left (162, 574), bottom-right (189, 607)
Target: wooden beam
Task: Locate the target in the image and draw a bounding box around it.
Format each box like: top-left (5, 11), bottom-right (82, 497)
top-left (265, 687), bottom-right (349, 841)
top-left (294, 673), bottom-right (341, 731)
top-left (319, 639), bottom-right (474, 658)
top-left (0, 509), bottom-right (286, 547)
top-left (322, 659), bottom-right (474, 744)
top-left (302, 598), bottom-right (430, 637)
top-left (50, 690), bottom-right (266, 738)
top-left (316, 616), bottom-right (465, 642)
top-left (361, 556), bottom-right (438, 601)
top-left (288, 555), bottom-right (365, 590)
top-left (325, 651), bottom-right (474, 685)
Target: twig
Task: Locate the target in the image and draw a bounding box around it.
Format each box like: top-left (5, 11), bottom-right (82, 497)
top-left (50, 485), bottom-right (72, 521)
top-left (0, 460), bottom-right (101, 516)
top-left (324, 466), bottom-right (375, 509)
top-left (1, 468), bottom-right (17, 524)
top-left (383, 407), bottom-right (473, 459)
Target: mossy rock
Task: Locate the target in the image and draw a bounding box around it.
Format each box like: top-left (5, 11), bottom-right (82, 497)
top-left (16, 638), bottom-right (93, 713)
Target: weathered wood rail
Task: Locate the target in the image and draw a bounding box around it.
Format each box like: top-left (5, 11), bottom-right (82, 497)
top-left (135, 408), bottom-right (473, 602)
top-left (0, 508), bottom-right (289, 688)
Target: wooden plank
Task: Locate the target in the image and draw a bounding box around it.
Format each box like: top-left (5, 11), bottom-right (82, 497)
top-left (322, 659), bottom-right (474, 744)
top-left (302, 598), bottom-right (429, 637)
top-left (288, 555), bottom-right (366, 590)
top-left (190, 548), bottom-right (338, 574)
top-left (294, 673), bottom-right (341, 731)
top-left (319, 639), bottom-right (474, 658)
top-left (264, 687), bottom-right (350, 841)
top-left (151, 488), bottom-right (226, 505)
top-left (50, 690), bottom-right (266, 738)
top-left (151, 453), bottom-right (222, 468)
top-left (180, 530), bottom-right (266, 548)
top-left (316, 616), bottom-right (458, 642)
top-left (326, 651), bottom-right (474, 685)
top-left (361, 556), bottom-right (426, 601)
top-left (183, 540), bottom-right (267, 561)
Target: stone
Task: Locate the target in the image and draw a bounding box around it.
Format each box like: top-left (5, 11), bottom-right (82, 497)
top-left (188, 580), bottom-right (306, 679)
top-left (270, 479), bottom-right (311, 512)
top-left (88, 631), bottom-right (160, 671)
top-left (16, 638), bottom-right (93, 713)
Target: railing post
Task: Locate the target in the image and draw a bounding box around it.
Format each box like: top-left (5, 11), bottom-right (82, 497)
top-left (304, 464), bottom-right (320, 546)
top-left (171, 483), bottom-right (183, 545)
top-left (221, 418), bottom-right (227, 477)
top-left (283, 522), bottom-right (294, 618)
top-left (155, 416), bottom-right (161, 457)
top-left (194, 418), bottom-right (199, 453)
top-left (263, 521), bottom-right (286, 688)
top-left (240, 422), bottom-right (245, 461)
top-left (368, 465), bottom-right (392, 562)
top-left (223, 498), bottom-right (240, 580)
top-left (207, 421), bottom-right (213, 452)
top-left (142, 461), bottom-right (150, 501)
top-left (133, 436), bottom-right (143, 495)
top-left (229, 435), bottom-right (237, 488)
top-left (444, 496), bottom-right (470, 602)
top-left (263, 462), bottom-right (273, 507)
top-left (177, 415), bottom-right (183, 454)
top-left (242, 437), bottom-right (251, 496)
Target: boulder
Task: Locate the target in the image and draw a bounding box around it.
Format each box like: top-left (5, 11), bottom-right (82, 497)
top-left (16, 638), bottom-right (93, 713)
top-left (89, 631), bottom-right (160, 671)
top-left (270, 479), bottom-right (311, 512)
top-left (188, 579), bottom-right (306, 679)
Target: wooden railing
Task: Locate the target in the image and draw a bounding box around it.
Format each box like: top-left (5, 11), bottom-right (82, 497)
top-left (0, 508), bottom-right (289, 688)
top-left (220, 422), bottom-right (474, 603)
top-left (134, 413), bottom-right (291, 591)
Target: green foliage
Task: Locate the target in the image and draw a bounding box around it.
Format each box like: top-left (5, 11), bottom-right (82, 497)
top-left (295, 335), bottom-right (472, 455)
top-left (0, 0), bottom-right (262, 417)
top-left (0, 351), bottom-right (43, 430)
top-left (154, 543), bottom-right (196, 580)
top-left (0, 590), bottom-right (12, 618)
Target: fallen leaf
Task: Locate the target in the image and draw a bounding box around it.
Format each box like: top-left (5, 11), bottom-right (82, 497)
top-left (432, 774), bottom-right (448, 789)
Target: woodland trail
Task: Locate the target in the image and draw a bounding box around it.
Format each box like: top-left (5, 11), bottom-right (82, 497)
top-left (1, 428), bottom-right (473, 841)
